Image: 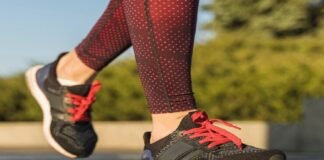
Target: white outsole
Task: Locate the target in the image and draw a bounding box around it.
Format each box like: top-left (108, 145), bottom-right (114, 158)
top-left (25, 65), bottom-right (77, 159)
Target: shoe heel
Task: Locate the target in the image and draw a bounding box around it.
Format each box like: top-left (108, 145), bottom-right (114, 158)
top-left (141, 150), bottom-right (154, 160)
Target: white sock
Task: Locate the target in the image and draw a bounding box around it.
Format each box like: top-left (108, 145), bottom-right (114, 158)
top-left (57, 78), bottom-right (82, 86)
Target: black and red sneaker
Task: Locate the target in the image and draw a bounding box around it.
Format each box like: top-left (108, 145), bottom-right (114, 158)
top-left (25, 54), bottom-right (100, 158)
top-left (141, 111), bottom-right (286, 160)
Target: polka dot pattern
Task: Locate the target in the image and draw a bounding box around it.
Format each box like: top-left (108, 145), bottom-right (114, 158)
top-left (76, 0), bottom-right (199, 113)
top-left (123, 0), bottom-right (199, 113)
top-left (76, 0), bottom-right (132, 71)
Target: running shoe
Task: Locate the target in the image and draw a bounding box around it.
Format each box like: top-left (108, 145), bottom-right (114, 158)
top-left (25, 53), bottom-right (100, 158)
top-left (141, 111), bottom-right (286, 160)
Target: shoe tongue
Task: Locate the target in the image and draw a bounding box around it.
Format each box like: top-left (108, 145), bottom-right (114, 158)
top-left (177, 112), bottom-right (201, 131)
top-left (66, 84), bottom-right (91, 96)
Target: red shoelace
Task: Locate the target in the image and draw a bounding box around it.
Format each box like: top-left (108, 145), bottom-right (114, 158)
top-left (183, 111), bottom-right (243, 150)
top-left (66, 80), bottom-right (102, 122)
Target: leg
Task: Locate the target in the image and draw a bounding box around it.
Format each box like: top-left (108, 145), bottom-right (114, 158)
top-left (122, 1), bottom-right (286, 160)
top-left (57, 0), bottom-right (132, 84)
top-left (25, 0), bottom-right (132, 158)
top-left (122, 0), bottom-right (198, 142)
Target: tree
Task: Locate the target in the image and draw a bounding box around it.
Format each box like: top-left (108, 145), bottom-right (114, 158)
top-left (205, 0), bottom-right (324, 37)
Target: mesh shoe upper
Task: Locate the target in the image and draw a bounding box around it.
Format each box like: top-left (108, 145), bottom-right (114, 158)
top-left (142, 111), bottom-right (286, 160)
top-left (35, 53), bottom-right (100, 157)
top-left (50, 121), bottom-right (97, 157)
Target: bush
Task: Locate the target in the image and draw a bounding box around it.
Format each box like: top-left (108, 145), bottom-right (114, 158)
top-left (93, 59), bottom-right (150, 121)
top-left (192, 34), bottom-right (324, 122)
top-left (205, 0), bottom-right (322, 37)
top-left (1, 35), bottom-right (324, 122)
top-left (0, 75), bottom-right (41, 121)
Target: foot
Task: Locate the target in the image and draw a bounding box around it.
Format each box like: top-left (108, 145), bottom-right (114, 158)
top-left (25, 53), bottom-right (100, 158)
top-left (141, 111), bottom-right (286, 160)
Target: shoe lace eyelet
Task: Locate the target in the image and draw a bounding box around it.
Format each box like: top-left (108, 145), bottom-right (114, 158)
top-left (178, 131), bottom-right (184, 137)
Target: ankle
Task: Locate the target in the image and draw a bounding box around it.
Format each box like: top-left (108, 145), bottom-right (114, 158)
top-left (150, 109), bottom-right (197, 143)
top-left (56, 50), bottom-right (96, 84)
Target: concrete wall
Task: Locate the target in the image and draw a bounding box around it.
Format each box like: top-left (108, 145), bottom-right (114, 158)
top-left (0, 122), bottom-right (151, 151)
top-left (2, 97), bottom-right (324, 152)
top-left (299, 99), bottom-right (324, 152)
top-left (2, 100), bottom-right (324, 152)
top-left (0, 121), bottom-right (302, 152)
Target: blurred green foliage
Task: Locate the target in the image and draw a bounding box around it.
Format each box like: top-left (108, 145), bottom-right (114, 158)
top-left (0, 75), bottom-right (41, 121)
top-left (192, 35), bottom-right (324, 122)
top-left (1, 0), bottom-right (324, 122)
top-left (2, 36), bottom-right (324, 122)
top-left (205, 0), bottom-right (324, 37)
top-left (0, 60), bottom-right (151, 122)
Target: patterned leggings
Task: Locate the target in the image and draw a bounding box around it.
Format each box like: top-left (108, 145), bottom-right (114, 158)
top-left (76, 0), bottom-right (199, 113)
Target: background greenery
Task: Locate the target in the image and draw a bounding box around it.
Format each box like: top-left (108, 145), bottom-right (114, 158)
top-left (1, 0), bottom-right (324, 122)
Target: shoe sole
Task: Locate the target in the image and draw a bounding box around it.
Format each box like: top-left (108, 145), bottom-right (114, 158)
top-left (25, 65), bottom-right (77, 158)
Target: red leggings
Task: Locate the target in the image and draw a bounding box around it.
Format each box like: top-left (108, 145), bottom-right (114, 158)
top-left (76, 0), bottom-right (199, 113)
